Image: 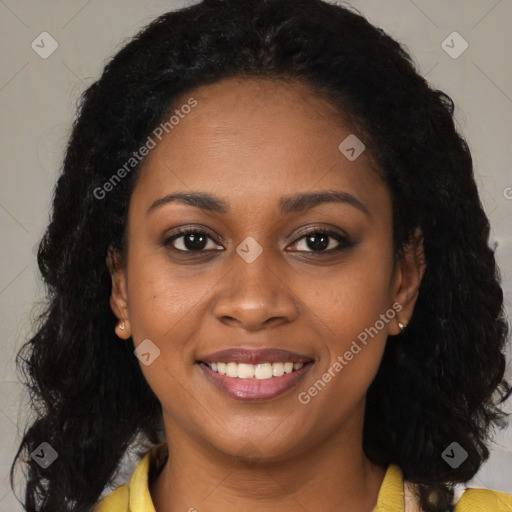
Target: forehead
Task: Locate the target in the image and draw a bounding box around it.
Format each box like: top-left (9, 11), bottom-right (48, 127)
top-left (132, 77), bottom-right (389, 219)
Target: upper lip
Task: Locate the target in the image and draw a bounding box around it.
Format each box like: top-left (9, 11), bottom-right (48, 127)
top-left (196, 348), bottom-right (314, 365)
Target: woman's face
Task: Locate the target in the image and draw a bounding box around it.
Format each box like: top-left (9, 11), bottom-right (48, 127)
top-left (110, 77), bottom-right (424, 461)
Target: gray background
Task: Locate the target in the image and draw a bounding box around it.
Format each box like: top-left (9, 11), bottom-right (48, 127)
top-left (1, 0), bottom-right (511, 509)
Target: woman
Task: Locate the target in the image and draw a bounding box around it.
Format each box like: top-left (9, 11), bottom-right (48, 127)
top-left (11, 0), bottom-right (512, 511)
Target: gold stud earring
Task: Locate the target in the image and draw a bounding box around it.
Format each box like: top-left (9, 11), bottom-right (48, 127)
top-left (115, 320), bottom-right (130, 339)
top-left (398, 321), bottom-right (407, 332)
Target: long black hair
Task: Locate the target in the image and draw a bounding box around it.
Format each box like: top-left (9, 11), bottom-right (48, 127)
top-left (11, 0), bottom-right (511, 510)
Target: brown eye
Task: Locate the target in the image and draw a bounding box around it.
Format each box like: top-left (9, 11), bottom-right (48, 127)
top-left (288, 228), bottom-right (356, 253)
top-left (164, 228), bottom-right (223, 252)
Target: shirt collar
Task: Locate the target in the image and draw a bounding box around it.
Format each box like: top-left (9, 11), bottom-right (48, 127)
top-left (373, 463), bottom-right (405, 511)
top-left (128, 445), bottom-right (161, 512)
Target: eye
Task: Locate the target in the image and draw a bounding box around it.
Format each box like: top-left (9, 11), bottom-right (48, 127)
top-left (162, 226), bottom-right (356, 255)
top-left (288, 227), bottom-right (355, 253)
top-left (163, 227), bottom-right (223, 252)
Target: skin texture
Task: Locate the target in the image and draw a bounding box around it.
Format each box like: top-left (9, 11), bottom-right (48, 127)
top-left (108, 77), bottom-right (426, 512)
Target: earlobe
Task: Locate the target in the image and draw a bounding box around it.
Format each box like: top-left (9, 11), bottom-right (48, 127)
top-left (106, 246), bottom-right (130, 337)
top-left (114, 318), bottom-right (132, 340)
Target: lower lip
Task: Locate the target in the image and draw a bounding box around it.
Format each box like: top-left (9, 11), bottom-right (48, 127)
top-left (198, 362), bottom-right (313, 401)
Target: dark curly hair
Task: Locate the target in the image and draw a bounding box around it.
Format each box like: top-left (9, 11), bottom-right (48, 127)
top-left (11, 0), bottom-right (511, 511)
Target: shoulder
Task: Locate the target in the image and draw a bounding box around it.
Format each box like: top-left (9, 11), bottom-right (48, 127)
top-left (401, 466), bottom-right (512, 512)
top-left (454, 487), bottom-right (512, 511)
top-left (93, 485), bottom-right (129, 512)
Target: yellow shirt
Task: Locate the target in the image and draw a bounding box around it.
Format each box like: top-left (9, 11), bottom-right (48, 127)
top-left (94, 445), bottom-right (512, 512)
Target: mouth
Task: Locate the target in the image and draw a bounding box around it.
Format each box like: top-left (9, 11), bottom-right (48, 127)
top-left (196, 347), bottom-right (315, 401)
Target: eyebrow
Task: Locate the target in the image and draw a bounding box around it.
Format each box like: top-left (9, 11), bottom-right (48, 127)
top-left (146, 190), bottom-right (370, 218)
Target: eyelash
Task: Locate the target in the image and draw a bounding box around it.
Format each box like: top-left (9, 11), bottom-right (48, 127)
top-left (162, 226), bottom-right (356, 255)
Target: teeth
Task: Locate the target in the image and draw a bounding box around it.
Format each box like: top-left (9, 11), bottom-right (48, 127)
top-left (205, 361), bottom-right (306, 379)
top-left (272, 362), bottom-right (284, 377)
top-left (237, 363), bottom-right (255, 379)
top-left (226, 362), bottom-right (238, 377)
top-left (254, 363), bottom-right (273, 379)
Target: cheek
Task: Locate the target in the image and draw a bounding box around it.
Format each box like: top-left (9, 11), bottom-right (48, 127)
top-left (126, 251), bottom-right (208, 340)
top-left (124, 261), bottom-right (203, 411)
top-left (123, 260), bottom-right (202, 398)
top-left (296, 240), bottom-right (393, 398)
top-left (297, 240), bottom-right (394, 336)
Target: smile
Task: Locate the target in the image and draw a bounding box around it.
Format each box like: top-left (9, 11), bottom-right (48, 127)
top-left (197, 360), bottom-right (314, 401)
top-left (204, 361), bottom-right (305, 379)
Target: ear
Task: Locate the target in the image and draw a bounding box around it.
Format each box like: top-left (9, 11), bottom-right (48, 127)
top-left (106, 246), bottom-right (131, 339)
top-left (389, 227), bottom-right (426, 335)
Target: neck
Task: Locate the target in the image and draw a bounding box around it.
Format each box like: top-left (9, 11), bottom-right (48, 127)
top-left (150, 407), bottom-right (386, 512)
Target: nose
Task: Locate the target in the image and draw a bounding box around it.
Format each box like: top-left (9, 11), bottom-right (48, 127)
top-left (212, 243), bottom-right (299, 331)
